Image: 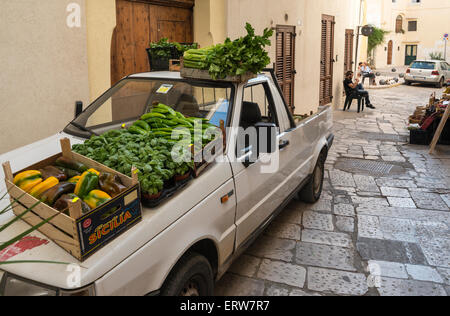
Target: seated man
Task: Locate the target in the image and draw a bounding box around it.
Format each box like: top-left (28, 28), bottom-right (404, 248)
top-left (343, 71), bottom-right (375, 109)
top-left (359, 62), bottom-right (377, 86)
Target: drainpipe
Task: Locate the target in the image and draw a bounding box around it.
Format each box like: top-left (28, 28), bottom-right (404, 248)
top-left (354, 0), bottom-right (364, 75)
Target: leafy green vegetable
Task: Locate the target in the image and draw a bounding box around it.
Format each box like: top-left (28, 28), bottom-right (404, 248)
top-left (148, 38), bottom-right (198, 60)
top-left (72, 105), bottom-right (220, 195)
top-left (183, 23), bottom-right (273, 79)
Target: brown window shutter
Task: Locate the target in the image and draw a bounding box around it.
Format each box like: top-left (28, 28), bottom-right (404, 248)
top-left (319, 15), bottom-right (335, 106)
top-left (275, 25), bottom-right (296, 113)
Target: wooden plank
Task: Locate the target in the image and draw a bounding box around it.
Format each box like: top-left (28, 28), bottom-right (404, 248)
top-left (180, 66), bottom-right (256, 83)
top-left (12, 204), bottom-right (81, 260)
top-left (430, 105), bottom-right (450, 154)
top-left (60, 138), bottom-right (73, 159)
top-left (2, 161), bottom-right (13, 183)
top-left (69, 199), bottom-right (83, 221)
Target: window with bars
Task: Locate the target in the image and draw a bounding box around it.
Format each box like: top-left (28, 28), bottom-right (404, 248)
top-left (408, 21), bottom-right (417, 32)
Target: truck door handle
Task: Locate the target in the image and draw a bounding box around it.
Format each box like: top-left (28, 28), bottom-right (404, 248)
top-left (279, 140), bottom-right (290, 150)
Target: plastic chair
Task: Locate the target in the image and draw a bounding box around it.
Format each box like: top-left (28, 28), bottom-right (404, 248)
top-left (343, 93), bottom-right (365, 113)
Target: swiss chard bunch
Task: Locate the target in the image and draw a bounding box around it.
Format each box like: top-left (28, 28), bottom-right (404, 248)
top-left (184, 23), bottom-right (274, 79)
top-left (208, 23), bottom-right (273, 79)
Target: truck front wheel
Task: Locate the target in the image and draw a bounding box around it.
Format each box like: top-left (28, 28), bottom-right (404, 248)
top-left (161, 252), bottom-right (214, 296)
top-left (299, 152), bottom-right (326, 203)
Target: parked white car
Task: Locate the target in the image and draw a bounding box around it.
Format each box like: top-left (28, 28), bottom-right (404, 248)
top-left (0, 71), bottom-right (333, 296)
top-left (405, 60), bottom-right (450, 88)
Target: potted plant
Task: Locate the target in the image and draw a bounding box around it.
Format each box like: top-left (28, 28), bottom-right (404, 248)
top-left (147, 39), bottom-right (198, 71)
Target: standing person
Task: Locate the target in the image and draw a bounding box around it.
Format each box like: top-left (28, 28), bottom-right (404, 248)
top-left (343, 71), bottom-right (376, 109)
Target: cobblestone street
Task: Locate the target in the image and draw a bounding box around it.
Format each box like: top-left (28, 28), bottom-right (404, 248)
top-left (215, 84), bottom-right (450, 296)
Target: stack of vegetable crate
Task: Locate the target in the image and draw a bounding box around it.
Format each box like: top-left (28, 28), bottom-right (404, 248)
top-left (2, 139), bottom-right (142, 261)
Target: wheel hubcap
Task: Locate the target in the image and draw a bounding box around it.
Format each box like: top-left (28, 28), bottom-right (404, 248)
top-left (180, 281), bottom-right (200, 297)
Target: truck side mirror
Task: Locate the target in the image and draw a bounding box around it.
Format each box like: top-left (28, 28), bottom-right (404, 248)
top-left (255, 122), bottom-right (278, 155)
top-left (75, 101), bottom-right (83, 118)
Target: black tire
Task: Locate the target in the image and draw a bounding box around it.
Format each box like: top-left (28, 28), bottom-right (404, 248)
top-left (161, 252), bottom-right (214, 297)
top-left (298, 151), bottom-right (326, 203)
top-left (405, 80), bottom-right (412, 86)
top-left (436, 77), bottom-right (444, 88)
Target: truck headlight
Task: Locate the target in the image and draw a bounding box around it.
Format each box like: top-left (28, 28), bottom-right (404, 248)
top-left (0, 272), bottom-right (95, 296)
top-left (0, 273), bottom-right (57, 296)
top-left (59, 285), bottom-right (96, 296)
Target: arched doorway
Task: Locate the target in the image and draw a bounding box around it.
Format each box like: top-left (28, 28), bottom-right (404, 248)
top-left (387, 40), bottom-right (393, 65)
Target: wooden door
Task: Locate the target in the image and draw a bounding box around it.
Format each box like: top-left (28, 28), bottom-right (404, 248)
top-left (319, 15), bottom-right (335, 106)
top-left (111, 0), bottom-right (194, 85)
top-left (150, 4), bottom-right (193, 43)
top-left (387, 40), bottom-right (393, 65)
top-left (405, 45), bottom-right (417, 66)
top-left (275, 25), bottom-right (296, 113)
top-left (344, 29), bottom-right (354, 75)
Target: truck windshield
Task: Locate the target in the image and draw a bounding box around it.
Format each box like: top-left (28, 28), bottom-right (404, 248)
top-left (65, 78), bottom-right (234, 138)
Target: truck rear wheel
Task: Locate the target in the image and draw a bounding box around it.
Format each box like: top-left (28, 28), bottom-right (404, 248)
top-left (299, 152), bottom-right (326, 203)
top-left (161, 252), bottom-right (214, 296)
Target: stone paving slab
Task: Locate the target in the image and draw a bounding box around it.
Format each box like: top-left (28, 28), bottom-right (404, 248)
top-left (301, 229), bottom-right (353, 248)
top-left (377, 277), bottom-right (447, 296)
top-left (215, 274), bottom-right (265, 296)
top-left (307, 267), bottom-right (369, 296)
top-left (378, 217), bottom-right (417, 243)
top-left (335, 216), bottom-right (355, 233)
top-left (289, 289), bottom-right (322, 296)
top-left (295, 242), bottom-right (356, 272)
top-left (368, 260), bottom-right (408, 279)
top-left (356, 206), bottom-right (450, 224)
top-left (353, 175), bottom-right (380, 193)
top-left (380, 187), bottom-right (411, 198)
top-left (437, 268), bottom-right (450, 285)
top-left (302, 211), bottom-right (334, 231)
top-left (358, 215), bottom-right (384, 239)
top-left (405, 264), bottom-right (444, 283)
top-left (357, 238), bottom-right (428, 265)
top-left (247, 236), bottom-right (296, 263)
top-left (265, 221), bottom-right (301, 241)
top-left (441, 194), bottom-right (450, 208)
top-left (410, 191), bottom-right (449, 211)
top-left (228, 255), bottom-right (261, 278)
top-left (387, 197), bottom-right (416, 208)
top-left (334, 204), bottom-right (355, 217)
top-left (417, 237), bottom-right (450, 269)
top-left (264, 283), bottom-right (290, 296)
top-left (257, 259), bottom-right (306, 288)
top-left (329, 170), bottom-right (356, 187)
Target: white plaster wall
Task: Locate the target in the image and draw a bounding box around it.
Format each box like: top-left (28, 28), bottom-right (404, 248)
top-left (0, 0), bottom-right (90, 154)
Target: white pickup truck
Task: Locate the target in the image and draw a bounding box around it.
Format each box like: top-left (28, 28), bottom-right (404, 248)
top-left (0, 70), bottom-right (333, 296)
